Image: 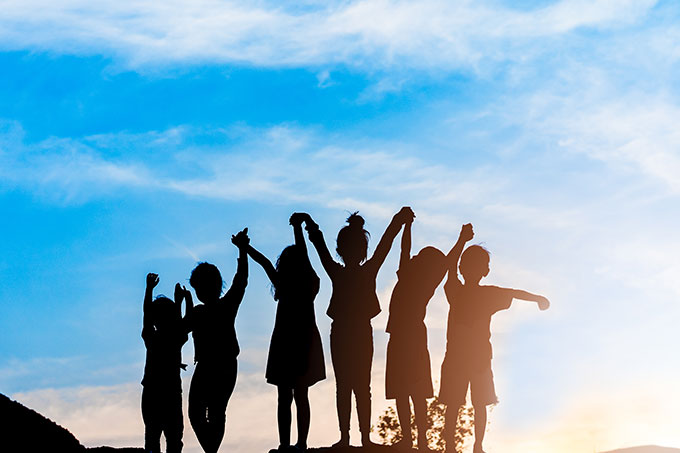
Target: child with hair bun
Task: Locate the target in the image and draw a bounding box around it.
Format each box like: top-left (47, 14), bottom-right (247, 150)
top-left (305, 207), bottom-right (414, 448)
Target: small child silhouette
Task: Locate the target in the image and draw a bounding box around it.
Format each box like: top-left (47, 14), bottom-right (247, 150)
top-left (439, 224), bottom-right (550, 453)
top-left (141, 273), bottom-right (190, 453)
top-left (244, 213), bottom-right (325, 452)
top-left (306, 207), bottom-right (413, 448)
top-left (185, 228), bottom-right (249, 453)
top-left (385, 213), bottom-right (447, 452)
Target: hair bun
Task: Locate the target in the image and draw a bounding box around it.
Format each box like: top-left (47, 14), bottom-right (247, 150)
top-left (346, 212), bottom-right (365, 229)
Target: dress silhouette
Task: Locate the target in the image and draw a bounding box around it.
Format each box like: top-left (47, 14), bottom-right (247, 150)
top-left (186, 228), bottom-right (249, 453)
top-left (245, 213), bottom-right (325, 451)
top-left (141, 273), bottom-right (189, 453)
top-left (384, 216), bottom-right (447, 452)
top-left (306, 207), bottom-right (413, 448)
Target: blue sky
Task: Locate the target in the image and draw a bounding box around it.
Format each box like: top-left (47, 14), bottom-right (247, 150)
top-left (2, 0), bottom-right (680, 451)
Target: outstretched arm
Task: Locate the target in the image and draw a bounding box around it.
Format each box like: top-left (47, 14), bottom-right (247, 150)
top-left (291, 212), bottom-right (314, 267)
top-left (143, 273), bottom-right (159, 332)
top-left (305, 215), bottom-right (340, 278)
top-left (399, 216), bottom-right (413, 270)
top-left (509, 289), bottom-right (550, 311)
top-left (224, 228), bottom-right (249, 304)
top-left (367, 206), bottom-right (414, 272)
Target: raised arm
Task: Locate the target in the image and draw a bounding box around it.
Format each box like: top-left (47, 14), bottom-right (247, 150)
top-left (290, 212), bottom-right (314, 267)
top-left (509, 289), bottom-right (550, 311)
top-left (367, 206), bottom-right (414, 272)
top-left (223, 228), bottom-right (249, 303)
top-left (399, 216), bottom-right (413, 270)
top-left (180, 285), bottom-right (194, 332)
top-left (305, 215), bottom-right (340, 278)
top-left (143, 273), bottom-right (159, 332)
top-left (245, 243), bottom-right (277, 286)
top-left (447, 223), bottom-right (474, 271)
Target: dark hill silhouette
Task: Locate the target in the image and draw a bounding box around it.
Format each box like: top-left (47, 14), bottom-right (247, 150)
top-left (601, 447), bottom-right (680, 453)
top-left (1, 392), bottom-right (85, 453)
top-left (1, 393), bottom-right (143, 453)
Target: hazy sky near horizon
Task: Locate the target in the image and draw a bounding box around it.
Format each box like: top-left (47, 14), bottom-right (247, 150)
top-left (1, 1), bottom-right (680, 452)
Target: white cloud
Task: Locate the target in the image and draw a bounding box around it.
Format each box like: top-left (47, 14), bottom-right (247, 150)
top-left (0, 0), bottom-right (659, 71)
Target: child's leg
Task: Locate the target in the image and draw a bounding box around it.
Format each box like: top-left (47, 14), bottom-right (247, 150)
top-left (206, 359), bottom-right (237, 453)
top-left (394, 395), bottom-right (412, 449)
top-left (354, 326), bottom-right (374, 446)
top-left (412, 394), bottom-right (430, 452)
top-left (163, 389), bottom-right (184, 453)
top-left (293, 385), bottom-right (310, 449)
top-left (277, 386), bottom-right (293, 447)
top-left (330, 325), bottom-right (351, 446)
top-left (141, 386), bottom-right (162, 453)
top-left (188, 369), bottom-right (212, 453)
top-left (472, 404), bottom-right (487, 453)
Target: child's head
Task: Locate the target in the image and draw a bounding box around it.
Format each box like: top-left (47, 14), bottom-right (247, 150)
top-left (336, 212), bottom-right (370, 266)
top-left (274, 244), bottom-right (320, 300)
top-left (190, 262), bottom-right (223, 303)
top-left (459, 245), bottom-right (490, 284)
top-left (151, 296), bottom-right (180, 330)
top-left (411, 246), bottom-right (447, 288)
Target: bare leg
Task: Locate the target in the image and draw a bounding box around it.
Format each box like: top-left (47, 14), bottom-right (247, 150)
top-left (277, 386), bottom-right (293, 448)
top-left (472, 404), bottom-right (487, 453)
top-left (442, 405), bottom-right (458, 453)
top-left (394, 395), bottom-right (412, 450)
top-left (412, 395), bottom-right (430, 452)
top-left (332, 381), bottom-right (351, 447)
top-left (293, 386), bottom-right (310, 450)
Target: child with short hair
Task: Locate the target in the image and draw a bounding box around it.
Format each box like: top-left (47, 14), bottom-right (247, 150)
top-left (141, 273), bottom-right (190, 453)
top-left (186, 228), bottom-right (249, 453)
top-left (440, 224), bottom-right (550, 453)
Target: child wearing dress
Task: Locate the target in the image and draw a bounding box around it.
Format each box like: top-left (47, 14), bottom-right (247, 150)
top-left (186, 228), bottom-right (249, 453)
top-left (439, 224), bottom-right (550, 453)
top-left (384, 215), bottom-right (448, 452)
top-left (141, 273), bottom-right (190, 453)
top-left (306, 207), bottom-right (413, 447)
top-left (244, 213), bottom-right (325, 452)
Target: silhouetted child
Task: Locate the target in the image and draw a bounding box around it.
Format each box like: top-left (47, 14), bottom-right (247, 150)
top-left (245, 213), bottom-right (325, 452)
top-left (141, 273), bottom-right (190, 453)
top-left (186, 228), bottom-right (249, 453)
top-left (440, 224), bottom-right (550, 453)
top-left (306, 207), bottom-right (413, 448)
top-left (385, 215), bottom-right (448, 452)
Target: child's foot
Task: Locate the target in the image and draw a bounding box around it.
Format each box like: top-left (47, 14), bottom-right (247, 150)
top-left (473, 444), bottom-right (487, 453)
top-left (294, 442), bottom-right (307, 451)
top-left (361, 435), bottom-right (379, 449)
top-left (417, 438), bottom-right (433, 453)
top-left (331, 436), bottom-right (349, 448)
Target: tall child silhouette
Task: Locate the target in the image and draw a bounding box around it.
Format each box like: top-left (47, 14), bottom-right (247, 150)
top-left (186, 228), bottom-right (249, 453)
top-left (384, 214), bottom-right (448, 452)
top-left (141, 273), bottom-right (190, 453)
top-left (306, 207), bottom-right (413, 447)
top-left (439, 224), bottom-right (550, 453)
top-left (244, 213), bottom-right (325, 452)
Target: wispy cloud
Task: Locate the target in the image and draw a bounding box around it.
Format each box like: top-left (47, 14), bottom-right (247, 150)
top-left (0, 0), bottom-right (659, 71)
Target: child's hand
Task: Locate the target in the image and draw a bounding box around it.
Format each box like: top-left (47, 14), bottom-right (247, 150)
top-left (174, 282), bottom-right (183, 304)
top-left (146, 273), bottom-right (159, 289)
top-left (231, 228), bottom-right (250, 249)
top-left (395, 206), bottom-right (415, 224)
top-left (537, 296), bottom-right (550, 311)
top-left (289, 212), bottom-right (306, 226)
top-left (459, 223), bottom-right (474, 242)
